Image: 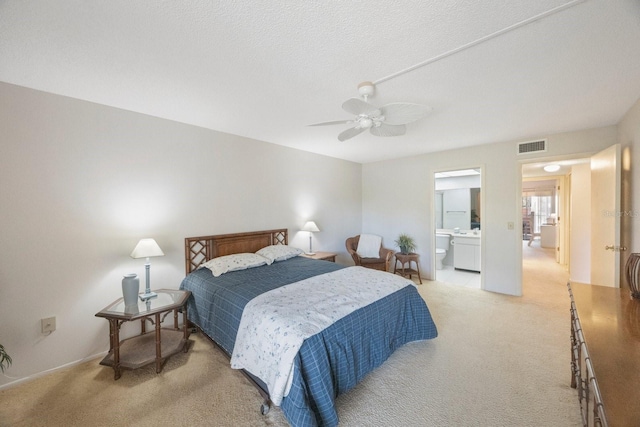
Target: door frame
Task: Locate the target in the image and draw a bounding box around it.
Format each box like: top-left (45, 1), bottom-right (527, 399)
top-left (521, 174), bottom-right (566, 263)
top-left (431, 164), bottom-right (484, 289)
top-left (519, 154), bottom-right (590, 295)
top-left (519, 148), bottom-right (621, 292)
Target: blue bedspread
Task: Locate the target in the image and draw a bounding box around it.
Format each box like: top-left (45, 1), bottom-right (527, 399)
top-left (180, 256), bottom-right (437, 427)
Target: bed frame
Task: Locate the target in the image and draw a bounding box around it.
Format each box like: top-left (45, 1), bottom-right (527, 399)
top-left (184, 228), bottom-right (288, 274)
top-left (183, 228), bottom-right (289, 415)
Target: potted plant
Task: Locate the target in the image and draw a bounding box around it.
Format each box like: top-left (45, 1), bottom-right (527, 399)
top-left (0, 344), bottom-right (11, 373)
top-left (395, 233), bottom-right (417, 254)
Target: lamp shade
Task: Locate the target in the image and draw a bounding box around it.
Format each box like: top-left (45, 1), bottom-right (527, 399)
top-left (302, 221), bottom-right (320, 232)
top-left (130, 238), bottom-right (165, 259)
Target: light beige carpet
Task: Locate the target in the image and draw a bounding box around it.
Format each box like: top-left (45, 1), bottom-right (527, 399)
top-left (0, 244), bottom-right (581, 426)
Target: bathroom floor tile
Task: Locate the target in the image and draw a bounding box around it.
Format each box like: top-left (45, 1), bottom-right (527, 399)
top-left (436, 265), bottom-right (481, 289)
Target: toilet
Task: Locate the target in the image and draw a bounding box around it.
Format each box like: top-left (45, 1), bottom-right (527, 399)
top-left (435, 233), bottom-right (451, 270)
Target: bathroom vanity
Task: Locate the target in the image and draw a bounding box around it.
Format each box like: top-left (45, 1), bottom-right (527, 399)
top-left (451, 234), bottom-right (481, 272)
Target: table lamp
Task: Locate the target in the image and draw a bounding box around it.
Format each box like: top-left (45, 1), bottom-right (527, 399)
top-left (302, 221), bottom-right (320, 255)
top-left (130, 238), bottom-right (164, 301)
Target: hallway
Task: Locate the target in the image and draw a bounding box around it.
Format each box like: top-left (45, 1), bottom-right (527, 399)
top-left (522, 240), bottom-right (570, 308)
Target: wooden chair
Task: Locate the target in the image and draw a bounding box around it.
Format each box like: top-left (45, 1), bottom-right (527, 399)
top-left (523, 215), bottom-right (539, 246)
top-left (345, 235), bottom-right (394, 271)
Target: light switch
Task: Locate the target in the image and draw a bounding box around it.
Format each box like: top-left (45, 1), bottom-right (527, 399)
top-left (41, 316), bottom-right (56, 334)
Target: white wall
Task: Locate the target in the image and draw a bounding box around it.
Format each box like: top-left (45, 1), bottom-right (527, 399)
top-left (0, 82), bottom-right (362, 388)
top-left (363, 127), bottom-right (617, 296)
top-left (570, 163), bottom-right (591, 283)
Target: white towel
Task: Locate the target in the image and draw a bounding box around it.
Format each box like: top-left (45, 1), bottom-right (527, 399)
top-left (356, 234), bottom-right (382, 258)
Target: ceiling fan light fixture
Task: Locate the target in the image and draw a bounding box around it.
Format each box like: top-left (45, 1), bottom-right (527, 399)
top-left (359, 117), bottom-right (373, 129)
top-left (308, 81), bottom-right (431, 141)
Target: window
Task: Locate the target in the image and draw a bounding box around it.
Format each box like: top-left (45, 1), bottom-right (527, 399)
top-left (522, 187), bottom-right (555, 234)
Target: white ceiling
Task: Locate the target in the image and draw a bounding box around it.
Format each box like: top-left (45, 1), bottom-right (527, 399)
top-left (1, 1), bottom-right (639, 164)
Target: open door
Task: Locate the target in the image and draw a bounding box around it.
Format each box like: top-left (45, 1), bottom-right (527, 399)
top-left (590, 144), bottom-right (623, 287)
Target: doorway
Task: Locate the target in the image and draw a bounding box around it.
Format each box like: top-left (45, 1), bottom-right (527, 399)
top-left (520, 144), bottom-right (622, 292)
top-left (434, 167), bottom-right (483, 288)
top-left (522, 178), bottom-right (559, 257)
top-left (521, 160), bottom-right (576, 288)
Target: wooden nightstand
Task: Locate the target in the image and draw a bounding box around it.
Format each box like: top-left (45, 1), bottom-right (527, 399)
top-left (95, 289), bottom-right (191, 380)
top-left (300, 251), bottom-right (337, 262)
top-left (394, 253), bottom-right (422, 284)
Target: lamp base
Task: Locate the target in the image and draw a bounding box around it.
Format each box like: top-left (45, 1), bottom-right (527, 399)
top-left (306, 252), bottom-right (316, 256)
top-left (139, 291), bottom-right (157, 301)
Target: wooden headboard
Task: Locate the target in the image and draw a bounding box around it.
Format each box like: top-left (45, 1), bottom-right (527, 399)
top-left (184, 228), bottom-right (288, 274)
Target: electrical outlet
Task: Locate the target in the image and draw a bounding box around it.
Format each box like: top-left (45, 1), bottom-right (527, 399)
top-left (41, 316), bottom-right (56, 334)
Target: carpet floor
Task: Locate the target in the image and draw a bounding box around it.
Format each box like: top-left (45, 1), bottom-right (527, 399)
top-left (0, 243), bottom-right (581, 426)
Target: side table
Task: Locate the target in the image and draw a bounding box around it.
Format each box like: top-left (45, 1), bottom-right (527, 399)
top-left (300, 251), bottom-right (337, 262)
top-left (95, 289), bottom-right (191, 380)
top-left (394, 253), bottom-right (422, 284)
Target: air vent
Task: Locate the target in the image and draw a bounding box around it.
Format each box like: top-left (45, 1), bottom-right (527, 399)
top-left (517, 139), bottom-right (547, 155)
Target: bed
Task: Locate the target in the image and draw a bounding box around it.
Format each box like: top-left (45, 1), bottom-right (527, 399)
top-left (180, 229), bottom-right (438, 427)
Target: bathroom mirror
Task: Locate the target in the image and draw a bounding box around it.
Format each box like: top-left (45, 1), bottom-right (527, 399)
top-left (435, 169), bottom-right (481, 230)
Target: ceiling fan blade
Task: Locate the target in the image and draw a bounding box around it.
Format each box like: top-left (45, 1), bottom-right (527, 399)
top-left (307, 119), bottom-right (354, 127)
top-left (380, 103), bottom-right (432, 125)
top-left (338, 126), bottom-right (367, 142)
top-left (369, 123), bottom-right (406, 137)
top-left (342, 98), bottom-right (381, 116)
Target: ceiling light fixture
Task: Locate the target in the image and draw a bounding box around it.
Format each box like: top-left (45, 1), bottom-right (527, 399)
top-left (543, 164), bottom-right (561, 173)
top-left (359, 117), bottom-right (373, 129)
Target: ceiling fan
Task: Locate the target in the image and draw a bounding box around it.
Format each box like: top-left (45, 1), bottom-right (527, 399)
top-left (309, 82), bottom-right (432, 142)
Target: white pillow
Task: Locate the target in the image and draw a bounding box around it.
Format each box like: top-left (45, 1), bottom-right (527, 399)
top-left (356, 234), bottom-right (382, 258)
top-left (199, 253), bottom-right (270, 277)
top-left (256, 245), bottom-right (303, 263)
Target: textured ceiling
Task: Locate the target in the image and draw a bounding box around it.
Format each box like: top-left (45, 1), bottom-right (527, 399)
top-left (1, 0), bottom-right (640, 164)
